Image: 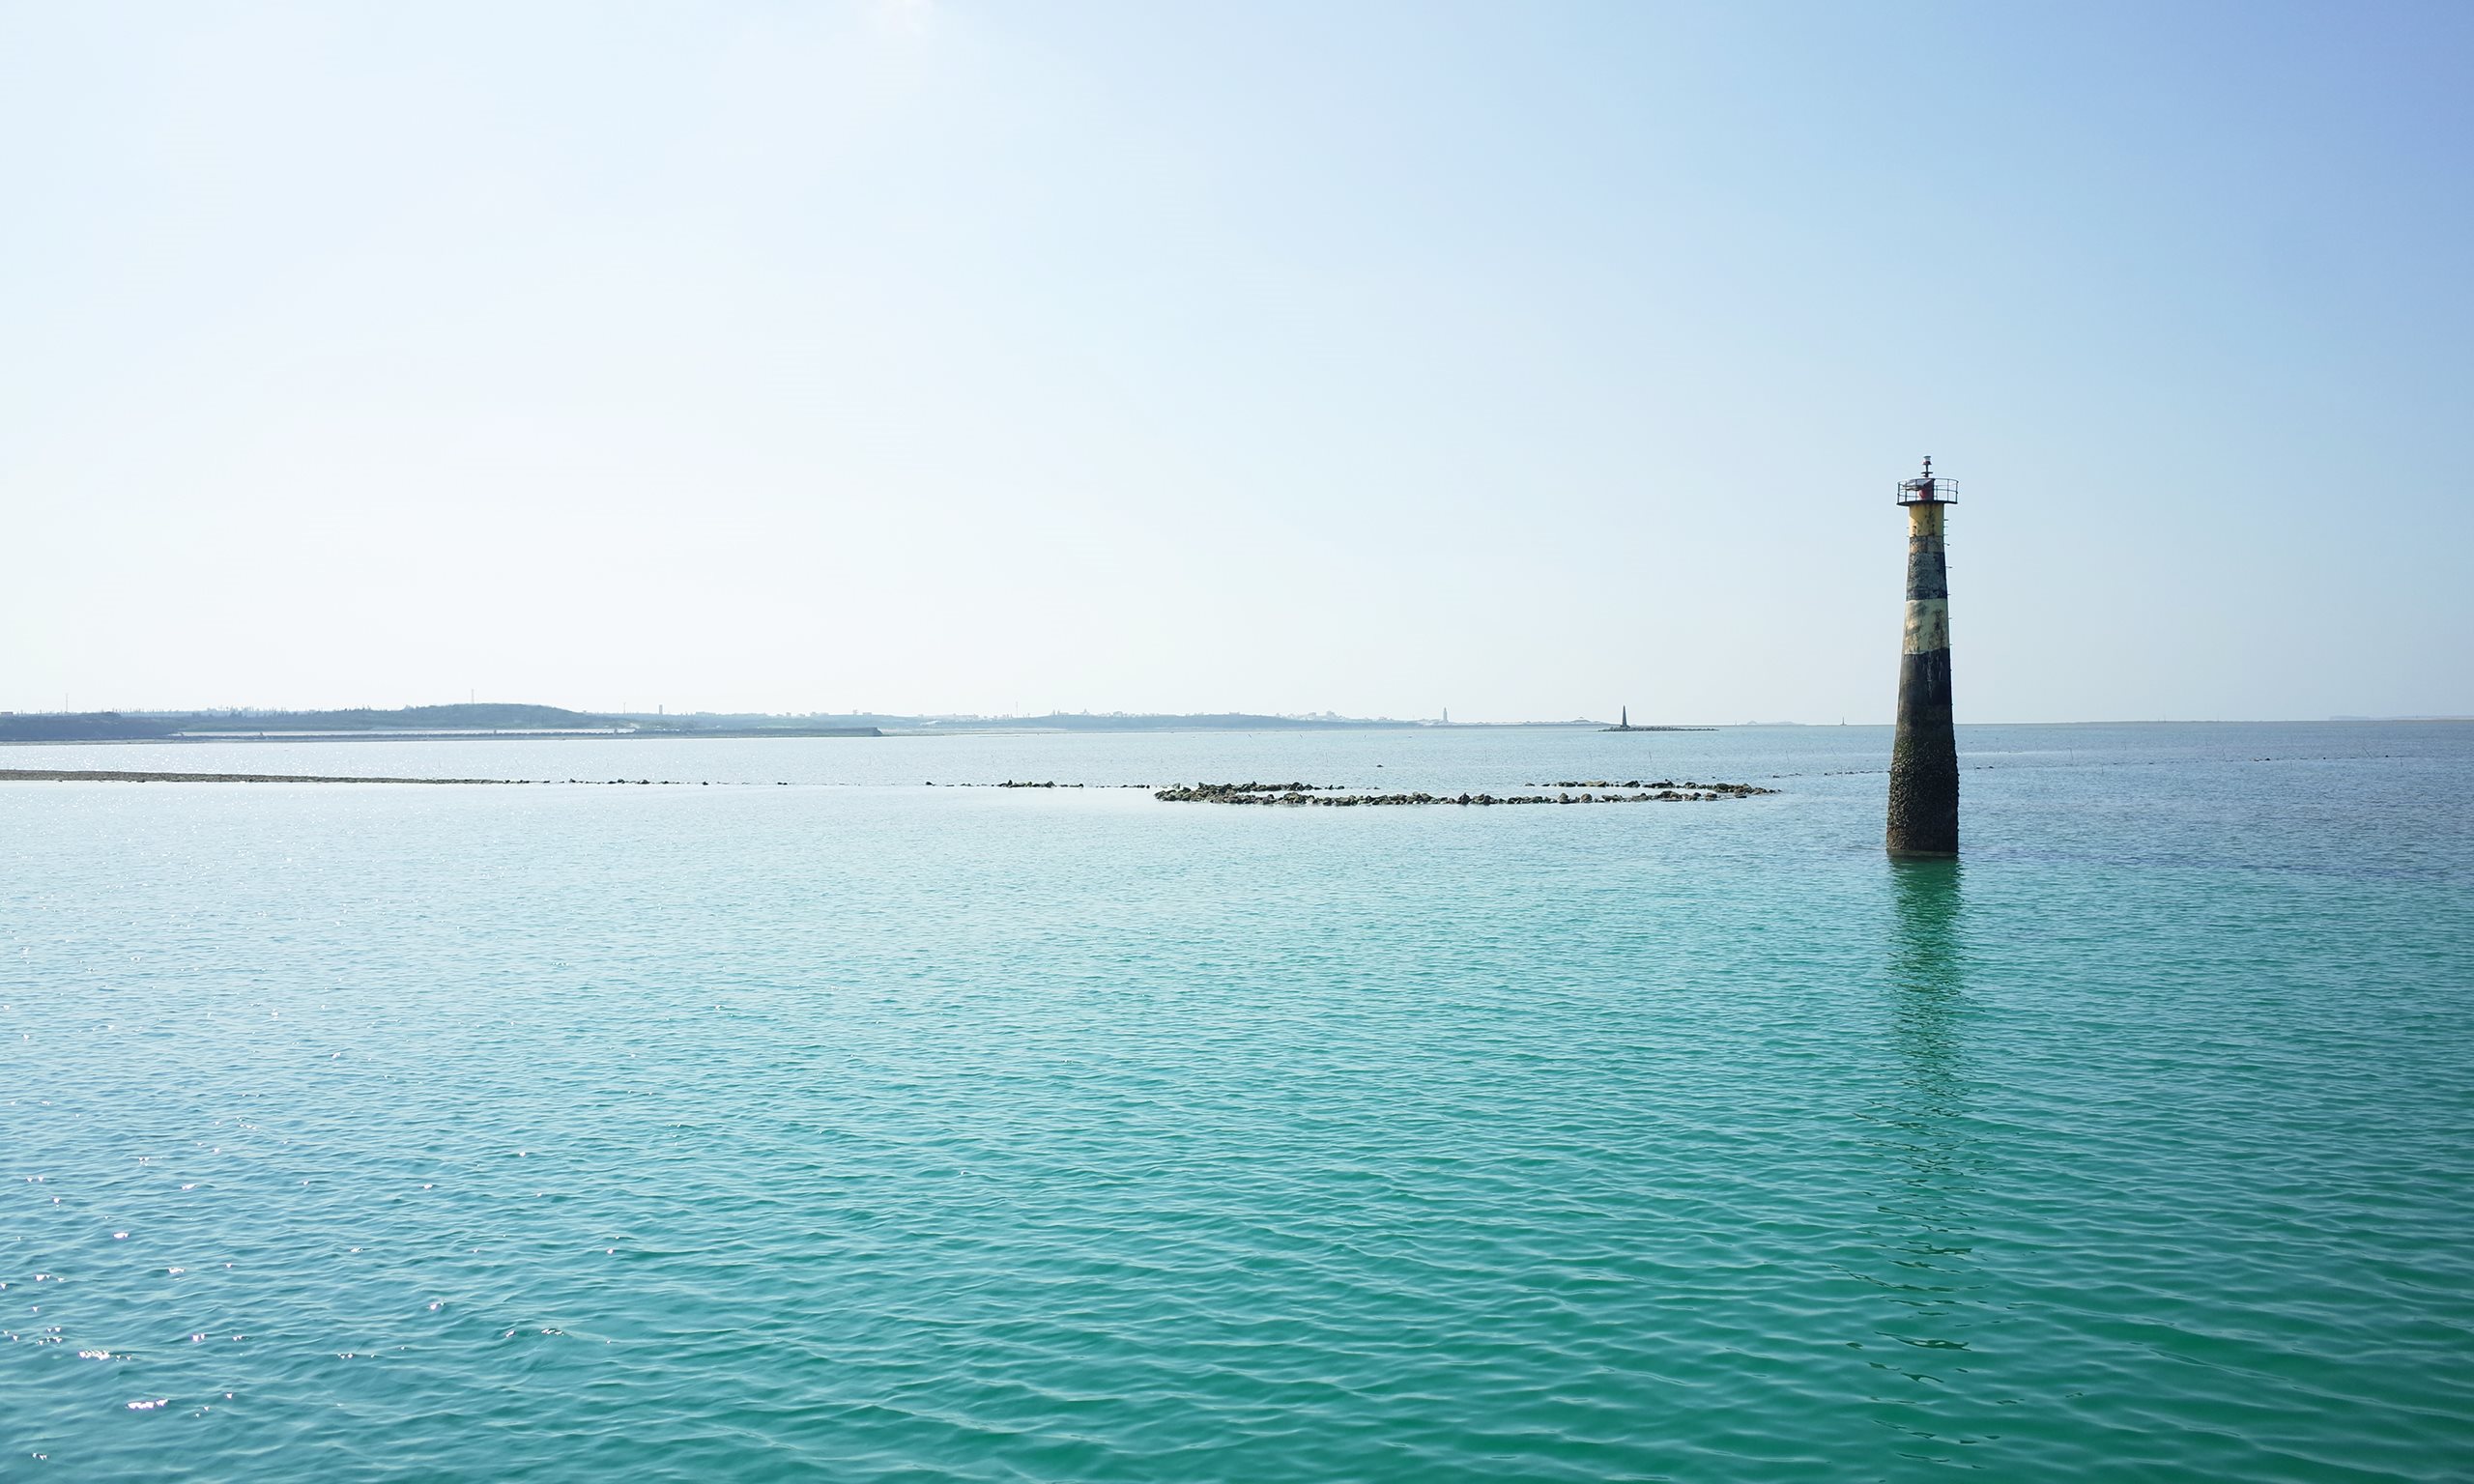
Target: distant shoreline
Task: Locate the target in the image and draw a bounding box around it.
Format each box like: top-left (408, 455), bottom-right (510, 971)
top-left (0, 703), bottom-right (1642, 743)
top-left (0, 768), bottom-right (518, 784)
top-left (0, 728), bottom-right (884, 746)
top-left (0, 722), bottom-right (1627, 745)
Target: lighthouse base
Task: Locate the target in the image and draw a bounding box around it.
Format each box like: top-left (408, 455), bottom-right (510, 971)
top-left (1886, 706), bottom-right (1959, 857)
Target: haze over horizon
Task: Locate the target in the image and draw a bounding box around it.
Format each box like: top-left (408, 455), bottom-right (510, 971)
top-left (5, 1), bottom-right (2468, 725)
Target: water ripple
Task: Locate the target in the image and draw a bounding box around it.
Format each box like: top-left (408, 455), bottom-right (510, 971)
top-left (4, 725), bottom-right (2471, 1479)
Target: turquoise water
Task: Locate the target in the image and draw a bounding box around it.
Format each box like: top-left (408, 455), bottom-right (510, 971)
top-left (6, 723), bottom-right (2472, 1480)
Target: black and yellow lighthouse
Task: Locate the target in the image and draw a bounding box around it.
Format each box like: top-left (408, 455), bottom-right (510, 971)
top-left (1886, 458), bottom-right (1959, 856)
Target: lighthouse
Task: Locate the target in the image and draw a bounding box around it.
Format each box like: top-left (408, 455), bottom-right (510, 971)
top-left (1886, 457), bottom-right (1959, 856)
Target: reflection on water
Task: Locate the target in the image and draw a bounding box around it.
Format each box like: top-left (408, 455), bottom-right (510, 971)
top-left (1858, 858), bottom-right (1995, 1454)
top-left (1884, 858), bottom-right (1969, 1230)
top-left (1891, 856), bottom-right (1965, 998)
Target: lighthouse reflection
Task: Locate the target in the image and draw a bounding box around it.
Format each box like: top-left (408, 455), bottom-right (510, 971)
top-left (1854, 858), bottom-right (1990, 1451)
top-left (1878, 859), bottom-right (1971, 1224)
top-left (1889, 856), bottom-right (1966, 1033)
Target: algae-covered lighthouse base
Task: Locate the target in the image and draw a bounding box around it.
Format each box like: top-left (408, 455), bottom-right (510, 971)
top-left (1886, 458), bottom-right (1960, 856)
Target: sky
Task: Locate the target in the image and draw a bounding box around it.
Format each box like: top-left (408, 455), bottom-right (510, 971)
top-left (2, 0), bottom-right (2468, 723)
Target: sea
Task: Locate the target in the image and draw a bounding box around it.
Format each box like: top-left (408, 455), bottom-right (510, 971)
top-left (4, 722), bottom-right (2470, 1481)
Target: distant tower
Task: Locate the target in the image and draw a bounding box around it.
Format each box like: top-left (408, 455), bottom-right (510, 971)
top-left (1621, 705), bottom-right (1629, 728)
top-left (1887, 457), bottom-right (1959, 856)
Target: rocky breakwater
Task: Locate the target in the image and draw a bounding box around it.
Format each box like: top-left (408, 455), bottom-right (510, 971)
top-left (1155, 781), bottom-right (1777, 807)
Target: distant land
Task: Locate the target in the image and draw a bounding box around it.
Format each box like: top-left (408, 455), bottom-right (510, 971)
top-left (0, 705), bottom-right (1625, 744)
top-left (0, 703), bottom-right (868, 743)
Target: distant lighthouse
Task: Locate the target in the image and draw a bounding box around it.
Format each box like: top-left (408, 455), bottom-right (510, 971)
top-left (1886, 457), bottom-right (1959, 856)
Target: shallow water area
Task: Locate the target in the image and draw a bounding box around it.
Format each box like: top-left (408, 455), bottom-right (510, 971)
top-left (6, 723), bottom-right (2472, 1481)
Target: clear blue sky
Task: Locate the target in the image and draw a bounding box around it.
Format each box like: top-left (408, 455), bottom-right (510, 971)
top-left (3, 1), bottom-right (2466, 721)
